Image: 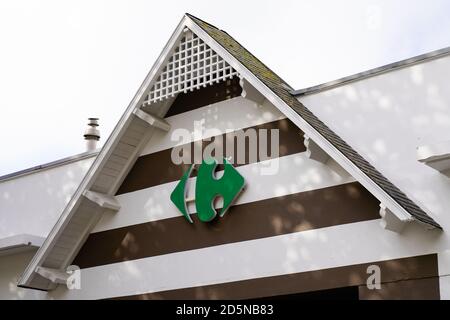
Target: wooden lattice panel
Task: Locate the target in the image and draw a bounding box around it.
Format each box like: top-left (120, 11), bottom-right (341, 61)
top-left (143, 31), bottom-right (238, 106)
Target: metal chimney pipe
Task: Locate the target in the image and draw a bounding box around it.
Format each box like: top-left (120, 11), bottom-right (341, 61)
top-left (84, 118), bottom-right (100, 151)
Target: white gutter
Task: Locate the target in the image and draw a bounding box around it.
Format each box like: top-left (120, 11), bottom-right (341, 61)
top-left (0, 234), bottom-right (44, 256)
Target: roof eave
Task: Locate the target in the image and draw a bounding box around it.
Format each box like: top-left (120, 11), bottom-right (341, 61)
top-left (0, 234), bottom-right (44, 257)
top-left (291, 46), bottom-right (450, 97)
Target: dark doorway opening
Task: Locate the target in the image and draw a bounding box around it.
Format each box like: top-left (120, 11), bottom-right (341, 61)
top-left (250, 286), bottom-right (359, 300)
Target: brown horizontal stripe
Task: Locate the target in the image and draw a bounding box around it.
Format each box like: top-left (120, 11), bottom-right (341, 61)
top-left (358, 276), bottom-right (440, 300)
top-left (116, 118), bottom-right (305, 195)
top-left (113, 254), bottom-right (438, 300)
top-left (75, 182), bottom-right (379, 269)
top-left (253, 286), bottom-right (359, 300)
top-left (165, 76), bottom-right (242, 117)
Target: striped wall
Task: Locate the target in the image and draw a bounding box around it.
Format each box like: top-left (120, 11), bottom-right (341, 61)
top-left (115, 254), bottom-right (439, 300)
top-left (68, 83), bottom-right (440, 300)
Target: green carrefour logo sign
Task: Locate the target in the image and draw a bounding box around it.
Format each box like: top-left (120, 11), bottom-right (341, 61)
top-left (170, 158), bottom-right (245, 223)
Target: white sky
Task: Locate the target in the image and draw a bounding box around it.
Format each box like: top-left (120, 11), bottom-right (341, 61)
top-left (0, 0), bottom-right (449, 176)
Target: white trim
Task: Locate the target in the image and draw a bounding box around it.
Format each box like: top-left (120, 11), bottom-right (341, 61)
top-left (143, 30), bottom-right (237, 105)
top-left (35, 267), bottom-right (68, 284)
top-left (109, 126), bottom-right (157, 196)
top-left (82, 191), bottom-right (121, 212)
top-left (239, 77), bottom-right (266, 105)
top-left (379, 203), bottom-right (407, 233)
top-left (0, 234), bottom-right (44, 256)
top-left (439, 251), bottom-right (450, 299)
top-left (438, 250), bottom-right (450, 276)
top-left (417, 140), bottom-right (450, 177)
top-left (133, 109), bottom-right (171, 132)
top-left (0, 150), bottom-right (98, 183)
top-left (304, 134), bottom-right (330, 164)
top-left (141, 96), bottom-right (285, 156)
top-left (291, 46), bottom-right (450, 96)
top-left (440, 275), bottom-right (450, 300)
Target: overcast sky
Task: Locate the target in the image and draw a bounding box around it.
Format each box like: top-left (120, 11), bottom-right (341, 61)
top-left (0, 0), bottom-right (449, 176)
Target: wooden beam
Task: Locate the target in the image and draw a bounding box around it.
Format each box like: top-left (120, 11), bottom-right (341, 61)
top-left (82, 190), bottom-right (121, 211)
top-left (35, 266), bottom-right (68, 284)
top-left (239, 77), bottom-right (265, 105)
top-left (304, 134), bottom-right (330, 164)
top-left (417, 141), bottom-right (450, 178)
top-left (379, 203), bottom-right (408, 233)
top-left (133, 109), bottom-right (170, 131)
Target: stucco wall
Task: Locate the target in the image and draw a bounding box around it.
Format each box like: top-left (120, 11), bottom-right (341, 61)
top-left (0, 156), bottom-right (95, 239)
top-left (0, 250), bottom-right (47, 299)
top-left (299, 54), bottom-right (450, 298)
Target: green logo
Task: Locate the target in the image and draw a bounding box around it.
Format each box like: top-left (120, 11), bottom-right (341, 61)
top-left (170, 158), bottom-right (245, 223)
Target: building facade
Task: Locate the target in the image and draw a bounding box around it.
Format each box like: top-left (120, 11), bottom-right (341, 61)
top-left (1, 14), bottom-right (450, 300)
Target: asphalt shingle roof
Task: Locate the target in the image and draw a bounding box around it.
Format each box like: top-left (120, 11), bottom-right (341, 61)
top-left (187, 13), bottom-right (441, 229)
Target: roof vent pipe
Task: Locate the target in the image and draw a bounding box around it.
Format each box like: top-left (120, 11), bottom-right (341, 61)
top-left (84, 118), bottom-right (100, 152)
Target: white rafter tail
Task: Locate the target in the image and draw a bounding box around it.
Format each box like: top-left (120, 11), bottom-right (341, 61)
top-left (35, 266), bottom-right (68, 284)
top-left (82, 190), bottom-right (121, 212)
top-left (133, 109), bottom-right (171, 132)
top-left (417, 140), bottom-right (450, 178)
top-left (304, 134), bottom-right (330, 164)
top-left (379, 203), bottom-right (409, 233)
top-left (239, 77), bottom-right (265, 105)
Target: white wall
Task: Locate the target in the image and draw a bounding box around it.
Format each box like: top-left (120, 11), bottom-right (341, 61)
top-left (0, 250), bottom-right (47, 299)
top-left (299, 54), bottom-right (450, 296)
top-left (300, 55), bottom-right (450, 232)
top-left (0, 156), bottom-right (95, 239)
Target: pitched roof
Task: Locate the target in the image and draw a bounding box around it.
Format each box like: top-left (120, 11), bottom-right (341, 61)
top-left (187, 13), bottom-right (441, 229)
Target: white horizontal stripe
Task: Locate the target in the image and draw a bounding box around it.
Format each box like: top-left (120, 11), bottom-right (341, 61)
top-left (439, 250), bottom-right (450, 276)
top-left (93, 153), bottom-right (354, 233)
top-left (50, 220), bottom-right (444, 300)
top-left (141, 96), bottom-right (285, 156)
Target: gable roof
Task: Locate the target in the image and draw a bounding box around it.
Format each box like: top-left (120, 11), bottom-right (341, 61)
top-left (19, 13), bottom-right (441, 291)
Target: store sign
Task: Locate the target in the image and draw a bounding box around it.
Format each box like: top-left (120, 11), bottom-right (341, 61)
top-left (170, 158), bottom-right (245, 223)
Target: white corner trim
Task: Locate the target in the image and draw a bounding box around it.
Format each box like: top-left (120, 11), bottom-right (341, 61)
top-left (239, 77), bottom-right (266, 105)
top-left (303, 134), bottom-right (331, 164)
top-left (82, 190), bottom-right (121, 211)
top-left (379, 203), bottom-right (408, 233)
top-left (133, 109), bottom-right (171, 132)
top-left (35, 266), bottom-right (68, 284)
top-left (438, 250), bottom-right (450, 277)
top-left (417, 140), bottom-right (450, 177)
